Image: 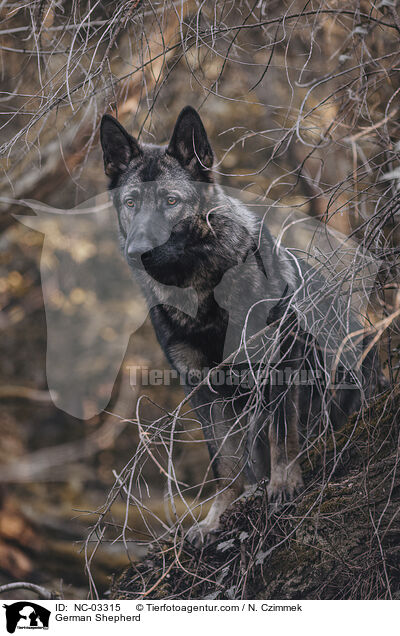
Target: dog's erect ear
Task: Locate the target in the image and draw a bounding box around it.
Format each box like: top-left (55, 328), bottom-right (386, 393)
top-left (167, 106), bottom-right (213, 180)
top-left (100, 114), bottom-right (141, 178)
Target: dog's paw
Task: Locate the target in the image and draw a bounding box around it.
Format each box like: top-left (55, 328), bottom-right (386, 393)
top-left (267, 462), bottom-right (304, 508)
top-left (185, 491), bottom-right (239, 547)
top-left (185, 517), bottom-right (221, 548)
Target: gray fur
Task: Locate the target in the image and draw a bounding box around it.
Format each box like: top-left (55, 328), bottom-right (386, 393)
top-left (100, 106), bottom-right (383, 543)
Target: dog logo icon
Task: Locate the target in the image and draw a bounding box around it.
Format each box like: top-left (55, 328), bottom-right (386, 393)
top-left (3, 602), bottom-right (50, 633)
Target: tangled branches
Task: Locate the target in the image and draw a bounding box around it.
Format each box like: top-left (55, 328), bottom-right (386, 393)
top-left (1, 0), bottom-right (400, 599)
top-left (109, 390), bottom-right (400, 600)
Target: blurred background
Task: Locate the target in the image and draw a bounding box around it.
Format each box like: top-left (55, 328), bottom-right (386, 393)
top-left (0, 0), bottom-right (399, 598)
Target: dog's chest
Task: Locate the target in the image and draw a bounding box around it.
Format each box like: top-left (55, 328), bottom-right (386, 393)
top-left (149, 295), bottom-right (228, 372)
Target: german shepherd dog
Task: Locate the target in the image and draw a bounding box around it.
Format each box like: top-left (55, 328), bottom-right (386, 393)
top-left (100, 106), bottom-right (382, 543)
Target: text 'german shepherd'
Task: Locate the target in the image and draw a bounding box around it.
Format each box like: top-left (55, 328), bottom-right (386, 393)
top-left (100, 106), bottom-right (382, 543)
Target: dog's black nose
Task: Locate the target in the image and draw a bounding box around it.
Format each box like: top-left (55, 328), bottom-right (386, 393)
top-left (126, 239), bottom-right (153, 263)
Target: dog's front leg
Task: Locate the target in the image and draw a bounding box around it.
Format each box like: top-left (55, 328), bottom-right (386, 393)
top-left (186, 391), bottom-right (246, 545)
top-left (267, 384), bottom-right (304, 503)
top-left (266, 322), bottom-right (304, 504)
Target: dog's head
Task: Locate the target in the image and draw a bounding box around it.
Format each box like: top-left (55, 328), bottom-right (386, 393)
top-left (100, 106), bottom-right (214, 279)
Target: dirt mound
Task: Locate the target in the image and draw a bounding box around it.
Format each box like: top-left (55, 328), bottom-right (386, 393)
top-left (110, 390), bottom-right (400, 600)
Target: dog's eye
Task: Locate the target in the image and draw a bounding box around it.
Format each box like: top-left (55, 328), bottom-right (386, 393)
top-left (166, 195), bottom-right (179, 206)
top-left (125, 198), bottom-right (135, 208)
